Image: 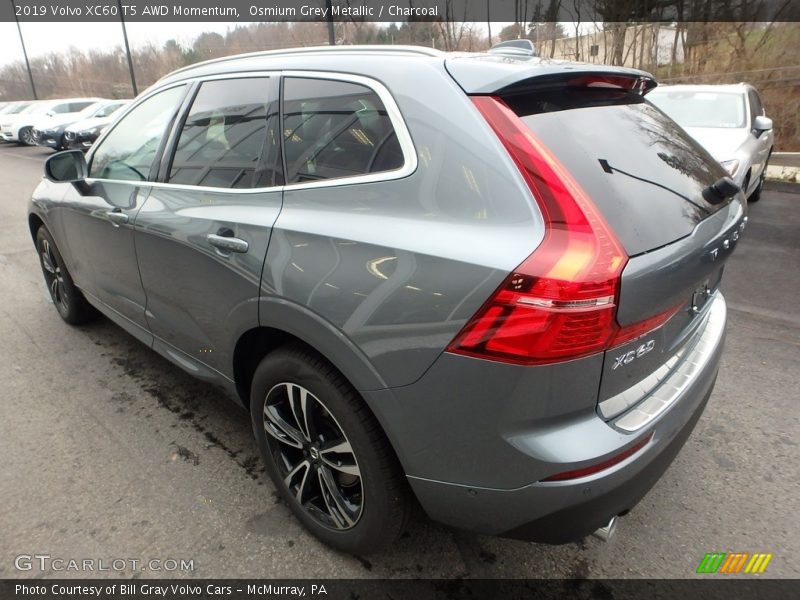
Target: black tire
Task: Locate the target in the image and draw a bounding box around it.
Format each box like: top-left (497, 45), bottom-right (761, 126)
top-left (35, 226), bottom-right (96, 325)
top-left (250, 343), bottom-right (412, 554)
top-left (19, 127), bottom-right (36, 146)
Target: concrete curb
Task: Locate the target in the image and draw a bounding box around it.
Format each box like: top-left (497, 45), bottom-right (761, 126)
top-left (766, 164), bottom-right (799, 183)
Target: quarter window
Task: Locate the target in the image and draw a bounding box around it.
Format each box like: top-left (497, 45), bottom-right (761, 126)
top-left (90, 86), bottom-right (185, 181)
top-left (168, 78), bottom-right (282, 189)
top-left (282, 77), bottom-right (404, 184)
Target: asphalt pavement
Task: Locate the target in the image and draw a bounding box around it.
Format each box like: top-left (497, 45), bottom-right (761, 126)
top-left (0, 143), bottom-right (798, 579)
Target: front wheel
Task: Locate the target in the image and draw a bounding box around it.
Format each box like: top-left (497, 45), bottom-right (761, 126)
top-left (19, 127), bottom-right (36, 146)
top-left (250, 344), bottom-right (412, 554)
top-left (36, 226), bottom-right (96, 325)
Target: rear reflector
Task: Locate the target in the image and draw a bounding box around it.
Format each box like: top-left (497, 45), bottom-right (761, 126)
top-left (447, 96), bottom-right (628, 364)
top-left (541, 433), bottom-right (653, 482)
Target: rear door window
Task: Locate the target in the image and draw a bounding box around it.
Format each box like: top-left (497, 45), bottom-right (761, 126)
top-left (282, 77), bottom-right (404, 184)
top-left (503, 88), bottom-right (728, 256)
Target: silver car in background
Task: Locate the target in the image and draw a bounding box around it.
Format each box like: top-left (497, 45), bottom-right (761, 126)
top-left (648, 84), bottom-right (774, 202)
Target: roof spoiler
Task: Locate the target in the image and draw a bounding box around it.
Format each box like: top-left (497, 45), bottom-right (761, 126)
top-left (497, 71), bottom-right (658, 96)
top-left (445, 56), bottom-right (657, 96)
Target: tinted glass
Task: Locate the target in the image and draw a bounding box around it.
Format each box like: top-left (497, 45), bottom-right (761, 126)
top-left (647, 90), bottom-right (746, 128)
top-left (169, 78), bottom-right (281, 188)
top-left (505, 88), bottom-right (727, 255)
top-left (90, 86), bottom-right (184, 181)
top-left (282, 77), bottom-right (403, 184)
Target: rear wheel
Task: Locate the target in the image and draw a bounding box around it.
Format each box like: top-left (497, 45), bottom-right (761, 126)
top-left (250, 344), bottom-right (412, 554)
top-left (19, 127), bottom-right (36, 146)
top-left (35, 227), bottom-right (96, 325)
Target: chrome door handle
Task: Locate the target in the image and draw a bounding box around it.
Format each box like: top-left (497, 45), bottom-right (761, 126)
top-left (206, 233), bottom-right (249, 254)
top-left (105, 210), bottom-right (129, 226)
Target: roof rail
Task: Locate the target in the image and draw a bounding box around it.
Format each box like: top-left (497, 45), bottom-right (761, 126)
top-left (163, 45), bottom-right (444, 80)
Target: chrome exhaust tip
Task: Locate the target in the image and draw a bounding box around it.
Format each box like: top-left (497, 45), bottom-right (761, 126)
top-left (592, 516), bottom-right (617, 542)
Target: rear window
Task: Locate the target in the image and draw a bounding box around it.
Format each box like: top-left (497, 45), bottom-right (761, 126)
top-left (503, 88), bottom-right (728, 256)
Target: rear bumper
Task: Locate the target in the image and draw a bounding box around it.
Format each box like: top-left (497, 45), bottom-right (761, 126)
top-left (503, 381), bottom-right (712, 542)
top-left (391, 294), bottom-right (726, 542)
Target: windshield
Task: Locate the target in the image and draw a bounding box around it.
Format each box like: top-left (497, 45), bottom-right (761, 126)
top-left (1, 103), bottom-right (23, 115)
top-left (8, 103), bottom-right (31, 114)
top-left (95, 102), bottom-right (127, 118)
top-left (19, 103), bottom-right (42, 115)
top-left (647, 90), bottom-right (746, 129)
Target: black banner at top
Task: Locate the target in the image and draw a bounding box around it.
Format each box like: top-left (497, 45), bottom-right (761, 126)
top-left (2, 0), bottom-right (799, 23)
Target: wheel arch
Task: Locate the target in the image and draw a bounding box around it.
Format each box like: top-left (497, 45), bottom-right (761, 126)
top-left (28, 212), bottom-right (45, 241)
top-left (233, 298), bottom-right (388, 408)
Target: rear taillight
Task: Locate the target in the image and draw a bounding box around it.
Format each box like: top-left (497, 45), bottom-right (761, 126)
top-left (447, 96), bottom-right (629, 365)
top-left (611, 303), bottom-right (683, 347)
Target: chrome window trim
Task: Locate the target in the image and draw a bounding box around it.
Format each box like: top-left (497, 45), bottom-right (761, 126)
top-left (85, 70), bottom-right (417, 195)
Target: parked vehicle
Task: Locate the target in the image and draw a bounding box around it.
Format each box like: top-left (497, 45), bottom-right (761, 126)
top-left (29, 46), bottom-right (746, 554)
top-left (1, 98), bottom-right (103, 145)
top-left (647, 84), bottom-right (774, 202)
top-left (63, 100), bottom-right (130, 151)
top-left (33, 100), bottom-right (110, 151)
top-left (0, 101), bottom-right (36, 141)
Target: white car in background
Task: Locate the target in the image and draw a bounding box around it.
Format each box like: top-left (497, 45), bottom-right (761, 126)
top-left (0, 101), bottom-right (36, 141)
top-left (648, 83), bottom-right (774, 202)
top-left (0, 98), bottom-right (103, 146)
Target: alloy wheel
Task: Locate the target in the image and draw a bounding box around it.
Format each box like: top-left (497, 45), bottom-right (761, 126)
top-left (21, 128), bottom-right (36, 146)
top-left (262, 382), bottom-right (363, 530)
top-left (40, 238), bottom-right (68, 313)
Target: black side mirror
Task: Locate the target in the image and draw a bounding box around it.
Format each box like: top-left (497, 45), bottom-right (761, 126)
top-left (44, 150), bottom-right (87, 183)
top-left (702, 176), bottom-right (741, 205)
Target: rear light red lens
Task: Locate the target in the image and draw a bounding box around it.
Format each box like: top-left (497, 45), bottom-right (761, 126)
top-left (447, 96), bottom-right (628, 364)
top-left (611, 302), bottom-right (683, 347)
top-left (566, 74), bottom-right (646, 91)
top-left (541, 433), bottom-right (653, 482)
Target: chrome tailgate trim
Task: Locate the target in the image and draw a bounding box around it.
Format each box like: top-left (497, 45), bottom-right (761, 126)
top-left (600, 293), bottom-right (726, 432)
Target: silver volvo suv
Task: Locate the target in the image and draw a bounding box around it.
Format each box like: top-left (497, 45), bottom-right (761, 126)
top-left (29, 45), bottom-right (745, 554)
